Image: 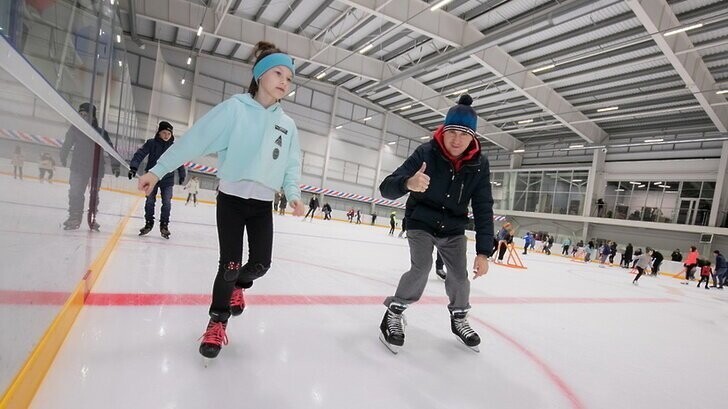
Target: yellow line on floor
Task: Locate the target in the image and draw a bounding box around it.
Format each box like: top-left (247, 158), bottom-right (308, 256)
top-left (0, 198), bottom-right (141, 409)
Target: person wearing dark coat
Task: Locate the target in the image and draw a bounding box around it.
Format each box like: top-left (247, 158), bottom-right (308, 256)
top-left (671, 249), bottom-right (683, 262)
top-left (650, 250), bottom-right (664, 276)
top-left (60, 103), bottom-right (121, 231)
top-left (609, 241), bottom-right (618, 264)
top-left (129, 121), bottom-right (186, 237)
top-left (378, 94), bottom-right (493, 352)
top-left (303, 196), bottom-right (319, 221)
top-left (621, 243), bottom-right (634, 268)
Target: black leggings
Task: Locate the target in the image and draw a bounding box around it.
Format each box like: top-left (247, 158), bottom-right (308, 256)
top-left (209, 192), bottom-right (273, 320)
top-left (634, 266), bottom-right (645, 282)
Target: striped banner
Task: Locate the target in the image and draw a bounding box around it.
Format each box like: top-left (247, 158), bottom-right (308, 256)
top-left (1, 128), bottom-right (508, 219)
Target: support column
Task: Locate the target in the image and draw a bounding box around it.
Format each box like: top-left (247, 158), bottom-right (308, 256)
top-left (187, 61), bottom-right (202, 129)
top-left (582, 222), bottom-right (590, 242)
top-left (371, 112), bottom-right (389, 213)
top-left (509, 152), bottom-right (522, 169)
top-left (583, 149), bottom-right (606, 217)
top-left (320, 86), bottom-right (340, 202)
top-left (709, 141), bottom-right (728, 227)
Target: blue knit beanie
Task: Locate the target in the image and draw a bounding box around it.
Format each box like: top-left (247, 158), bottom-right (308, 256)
top-left (444, 94), bottom-right (477, 136)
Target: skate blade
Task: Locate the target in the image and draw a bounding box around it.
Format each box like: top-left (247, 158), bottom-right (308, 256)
top-left (202, 357), bottom-right (213, 367)
top-left (454, 335), bottom-right (480, 353)
top-left (378, 332), bottom-right (400, 355)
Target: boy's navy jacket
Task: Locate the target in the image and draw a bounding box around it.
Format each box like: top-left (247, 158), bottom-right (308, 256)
top-left (379, 139), bottom-right (494, 256)
top-left (131, 134), bottom-right (186, 187)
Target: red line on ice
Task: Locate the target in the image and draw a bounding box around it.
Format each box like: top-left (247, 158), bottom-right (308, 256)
top-left (469, 315), bottom-right (587, 409)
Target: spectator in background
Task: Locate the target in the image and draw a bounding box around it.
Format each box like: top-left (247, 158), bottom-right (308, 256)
top-left (650, 249), bottom-right (664, 276)
top-left (398, 216), bottom-right (407, 238)
top-left (388, 211), bottom-right (396, 235)
top-left (522, 232), bottom-right (533, 255)
top-left (278, 192), bottom-right (287, 215)
top-left (671, 249), bottom-right (682, 262)
top-left (622, 243), bottom-right (634, 268)
top-left (322, 202), bottom-right (332, 220)
top-left (273, 191), bottom-right (281, 212)
top-left (712, 250), bottom-right (725, 289)
top-left (596, 198), bottom-right (605, 217)
top-left (11, 145), bottom-right (23, 180)
top-left (371, 213), bottom-right (377, 225)
top-left (184, 176), bottom-right (200, 206)
top-left (682, 246), bottom-right (699, 284)
top-left (697, 259), bottom-right (711, 289)
top-left (38, 152), bottom-right (55, 183)
top-left (302, 195), bottom-right (319, 221)
top-left (562, 237), bottom-right (571, 255)
top-left (609, 241), bottom-right (618, 264)
top-left (356, 209), bottom-right (362, 224)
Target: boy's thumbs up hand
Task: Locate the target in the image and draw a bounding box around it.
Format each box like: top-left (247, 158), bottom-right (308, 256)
top-left (406, 162), bottom-right (430, 193)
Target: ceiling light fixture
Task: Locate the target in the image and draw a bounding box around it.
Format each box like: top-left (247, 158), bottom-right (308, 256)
top-left (288, 91), bottom-right (295, 97)
top-left (186, 56), bottom-right (192, 65)
top-left (430, 0), bottom-right (453, 11)
top-left (597, 106), bottom-right (619, 112)
top-left (532, 64), bottom-right (556, 73)
top-left (570, 144), bottom-right (584, 149)
top-left (717, 90), bottom-right (728, 95)
top-left (316, 71), bottom-right (327, 79)
top-left (664, 22), bottom-right (703, 37)
top-left (196, 26), bottom-right (203, 36)
top-left (518, 119), bottom-right (533, 124)
top-left (335, 125), bottom-right (343, 129)
top-left (387, 141), bottom-right (396, 145)
top-left (359, 44), bottom-right (374, 54)
top-left (362, 116), bottom-right (372, 122)
top-left (644, 138), bottom-right (663, 143)
top-left (513, 149), bottom-right (525, 153)
top-left (399, 104), bottom-right (412, 110)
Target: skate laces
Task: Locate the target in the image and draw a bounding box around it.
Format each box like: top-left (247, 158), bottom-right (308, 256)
top-left (200, 321), bottom-right (228, 346)
top-left (230, 287), bottom-right (245, 308)
top-left (453, 316), bottom-right (476, 338)
top-left (386, 310), bottom-right (405, 336)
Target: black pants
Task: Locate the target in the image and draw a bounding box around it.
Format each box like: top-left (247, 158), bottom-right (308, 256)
top-left (634, 266), bottom-right (645, 282)
top-left (186, 193), bottom-right (197, 204)
top-left (609, 253), bottom-right (615, 263)
top-left (435, 251), bottom-right (444, 270)
top-left (304, 207), bottom-right (316, 219)
top-left (562, 245), bottom-right (569, 255)
top-left (684, 264), bottom-right (697, 280)
top-left (39, 168), bottom-right (53, 181)
top-left (651, 262), bottom-right (661, 276)
top-left (497, 241), bottom-right (508, 261)
top-left (697, 276), bottom-right (710, 288)
top-left (209, 192), bottom-right (273, 320)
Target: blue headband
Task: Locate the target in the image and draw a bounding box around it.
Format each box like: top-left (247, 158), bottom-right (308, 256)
top-left (252, 53), bottom-right (295, 82)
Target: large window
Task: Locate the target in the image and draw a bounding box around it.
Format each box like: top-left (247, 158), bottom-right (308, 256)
top-left (493, 169), bottom-right (588, 215)
top-left (601, 181), bottom-right (715, 226)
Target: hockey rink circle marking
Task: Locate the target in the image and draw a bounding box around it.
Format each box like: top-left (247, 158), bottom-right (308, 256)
top-left (469, 315), bottom-right (586, 409)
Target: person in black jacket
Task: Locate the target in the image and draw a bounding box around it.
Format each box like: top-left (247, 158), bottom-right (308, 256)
top-left (621, 243), bottom-right (634, 268)
top-left (378, 94), bottom-right (493, 353)
top-left (671, 249), bottom-right (682, 262)
top-left (60, 103), bottom-right (121, 231)
top-left (302, 195), bottom-right (319, 221)
top-left (650, 250), bottom-right (664, 276)
top-left (129, 121), bottom-right (186, 238)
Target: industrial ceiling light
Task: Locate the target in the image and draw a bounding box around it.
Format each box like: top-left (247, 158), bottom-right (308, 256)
top-left (532, 64), bottom-right (556, 73)
top-left (664, 22), bottom-right (703, 37)
top-left (316, 71), bottom-right (327, 79)
top-left (420, 136), bottom-right (430, 140)
top-left (430, 0), bottom-right (453, 11)
top-left (572, 179), bottom-right (583, 182)
top-left (116, 34), bottom-right (121, 43)
top-left (513, 149), bottom-right (525, 153)
top-left (629, 182), bottom-right (641, 185)
top-left (362, 116), bottom-right (372, 122)
top-left (181, 78), bottom-right (186, 85)
top-left (335, 125), bottom-right (343, 129)
top-left (644, 138), bottom-right (663, 143)
top-left (288, 91), bottom-right (296, 97)
top-left (186, 56), bottom-right (192, 65)
top-left (517, 119), bottom-right (533, 124)
top-left (399, 104), bottom-right (412, 110)
top-left (387, 141), bottom-right (396, 145)
top-left (597, 106), bottom-right (619, 112)
top-left (450, 88), bottom-right (468, 96)
top-left (359, 44), bottom-right (374, 54)
top-left (717, 90), bottom-right (728, 95)
top-left (570, 144), bottom-right (584, 149)
top-left (196, 26), bottom-right (203, 36)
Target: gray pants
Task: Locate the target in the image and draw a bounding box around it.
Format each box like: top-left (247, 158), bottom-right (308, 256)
top-left (384, 230), bottom-right (471, 312)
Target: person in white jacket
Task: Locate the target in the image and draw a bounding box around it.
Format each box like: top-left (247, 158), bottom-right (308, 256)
top-left (184, 176), bottom-right (200, 206)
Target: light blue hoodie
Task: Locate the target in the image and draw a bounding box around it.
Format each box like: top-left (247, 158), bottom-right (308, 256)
top-left (150, 93), bottom-right (301, 202)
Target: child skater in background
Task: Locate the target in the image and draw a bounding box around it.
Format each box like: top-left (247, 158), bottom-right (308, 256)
top-left (137, 41), bottom-right (305, 360)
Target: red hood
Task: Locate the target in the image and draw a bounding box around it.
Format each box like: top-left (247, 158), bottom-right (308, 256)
top-left (433, 125), bottom-right (481, 171)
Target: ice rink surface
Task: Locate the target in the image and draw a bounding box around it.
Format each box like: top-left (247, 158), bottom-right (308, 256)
top-left (21, 198), bottom-right (728, 409)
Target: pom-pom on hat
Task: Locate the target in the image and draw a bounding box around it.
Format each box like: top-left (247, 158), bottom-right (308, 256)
top-left (443, 94), bottom-right (477, 136)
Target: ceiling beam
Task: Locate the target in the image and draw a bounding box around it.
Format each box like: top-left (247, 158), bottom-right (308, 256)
top-left (253, 0), bottom-right (272, 22)
top-left (276, 0), bottom-right (303, 28)
top-left (626, 0), bottom-right (728, 132)
top-left (343, 0), bottom-right (608, 143)
top-left (126, 0), bottom-right (522, 150)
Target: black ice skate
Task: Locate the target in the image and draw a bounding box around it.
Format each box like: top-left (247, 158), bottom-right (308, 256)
top-left (139, 220), bottom-right (154, 236)
top-left (451, 310), bottom-right (480, 353)
top-left (160, 223), bottom-right (170, 239)
top-left (379, 303), bottom-right (406, 354)
top-left (199, 318), bottom-right (228, 362)
top-left (89, 220), bottom-right (100, 232)
top-left (435, 269), bottom-right (447, 280)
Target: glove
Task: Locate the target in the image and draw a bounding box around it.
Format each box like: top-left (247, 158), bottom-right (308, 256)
top-left (128, 168), bottom-right (137, 180)
top-left (112, 167), bottom-right (120, 178)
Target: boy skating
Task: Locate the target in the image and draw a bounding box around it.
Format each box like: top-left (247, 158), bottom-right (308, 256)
top-left (378, 95), bottom-right (494, 354)
top-left (129, 121), bottom-right (186, 239)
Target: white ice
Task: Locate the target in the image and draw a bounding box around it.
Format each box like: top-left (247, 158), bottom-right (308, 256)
top-left (24, 196), bottom-right (728, 409)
